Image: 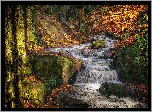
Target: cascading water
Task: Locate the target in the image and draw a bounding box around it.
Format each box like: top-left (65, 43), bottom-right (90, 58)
top-left (47, 35), bottom-right (147, 108)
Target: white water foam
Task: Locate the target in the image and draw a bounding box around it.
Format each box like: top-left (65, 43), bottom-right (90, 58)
top-left (46, 35), bottom-right (147, 108)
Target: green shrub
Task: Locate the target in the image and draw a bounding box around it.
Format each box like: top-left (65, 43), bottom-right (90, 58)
top-left (44, 75), bottom-right (60, 103)
top-left (113, 29), bottom-right (148, 84)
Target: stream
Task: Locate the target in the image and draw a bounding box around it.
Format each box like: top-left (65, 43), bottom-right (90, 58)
top-left (46, 35), bottom-right (147, 108)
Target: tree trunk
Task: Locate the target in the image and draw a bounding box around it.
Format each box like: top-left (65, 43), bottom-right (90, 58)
top-left (5, 5), bottom-right (36, 108)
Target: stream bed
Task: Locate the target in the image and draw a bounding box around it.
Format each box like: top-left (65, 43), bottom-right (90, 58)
top-left (46, 35), bottom-right (147, 108)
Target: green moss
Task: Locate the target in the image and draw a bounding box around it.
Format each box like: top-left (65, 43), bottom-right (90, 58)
top-left (113, 31), bottom-right (148, 84)
top-left (44, 75), bottom-right (60, 103)
top-left (92, 40), bottom-right (106, 49)
top-left (99, 84), bottom-right (129, 98)
top-left (58, 56), bottom-right (72, 76)
top-left (21, 79), bottom-right (44, 107)
top-left (28, 53), bottom-right (82, 103)
top-left (29, 55), bottom-right (61, 80)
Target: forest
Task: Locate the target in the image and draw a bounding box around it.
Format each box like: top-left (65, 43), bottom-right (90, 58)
top-left (4, 4), bottom-right (149, 109)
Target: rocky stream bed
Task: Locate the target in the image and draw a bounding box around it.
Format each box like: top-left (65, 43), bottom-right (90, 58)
top-left (43, 35), bottom-right (148, 108)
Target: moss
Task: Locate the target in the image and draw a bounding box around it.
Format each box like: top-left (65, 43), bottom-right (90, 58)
top-left (104, 31), bottom-right (119, 39)
top-left (113, 35), bottom-right (148, 84)
top-left (29, 55), bottom-right (61, 80)
top-left (57, 56), bottom-right (72, 84)
top-left (99, 83), bottom-right (129, 98)
top-left (92, 40), bottom-right (106, 49)
top-left (44, 75), bottom-right (60, 103)
top-left (21, 77), bottom-right (44, 108)
top-left (29, 54), bottom-right (82, 84)
top-left (28, 53), bottom-right (83, 104)
top-left (57, 55), bottom-right (82, 84)
top-left (99, 83), bottom-right (148, 103)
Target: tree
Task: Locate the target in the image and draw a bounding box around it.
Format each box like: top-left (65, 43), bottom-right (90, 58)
top-left (5, 5), bottom-right (37, 108)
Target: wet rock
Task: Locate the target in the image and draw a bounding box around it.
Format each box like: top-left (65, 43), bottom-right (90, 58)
top-left (92, 40), bottom-right (106, 49)
top-left (99, 82), bottom-right (148, 105)
top-left (43, 85), bottom-right (90, 108)
top-left (39, 35), bottom-right (148, 108)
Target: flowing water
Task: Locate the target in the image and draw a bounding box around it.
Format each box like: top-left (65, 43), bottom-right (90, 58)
top-left (46, 35), bottom-right (147, 108)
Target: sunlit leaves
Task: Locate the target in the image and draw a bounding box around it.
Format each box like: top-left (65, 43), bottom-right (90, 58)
top-left (5, 13), bottom-right (13, 63)
top-left (84, 5), bottom-right (148, 48)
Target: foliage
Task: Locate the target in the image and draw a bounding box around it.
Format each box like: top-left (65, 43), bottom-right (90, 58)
top-left (89, 5), bottom-right (148, 36)
top-left (33, 5), bottom-right (148, 47)
top-left (113, 33), bottom-right (148, 84)
top-left (44, 75), bottom-right (59, 103)
top-left (35, 11), bottom-right (80, 48)
top-left (113, 6), bottom-right (148, 84)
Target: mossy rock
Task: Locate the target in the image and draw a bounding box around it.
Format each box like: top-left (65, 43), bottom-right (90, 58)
top-left (57, 54), bottom-right (83, 84)
top-left (99, 83), bottom-right (129, 98)
top-left (28, 53), bottom-right (83, 104)
top-left (92, 40), bottom-right (106, 49)
top-left (99, 82), bottom-right (147, 102)
top-left (29, 53), bottom-right (82, 85)
top-left (21, 76), bottom-right (44, 108)
top-left (57, 56), bottom-right (72, 84)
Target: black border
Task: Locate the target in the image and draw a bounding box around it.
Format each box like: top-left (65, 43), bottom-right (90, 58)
top-left (1, 1), bottom-right (151, 111)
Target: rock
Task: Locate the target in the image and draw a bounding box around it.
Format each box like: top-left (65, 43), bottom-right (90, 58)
top-left (43, 85), bottom-right (90, 108)
top-left (81, 46), bottom-right (92, 57)
top-left (99, 82), bottom-right (148, 104)
top-left (21, 75), bottom-right (44, 108)
top-left (58, 53), bottom-right (83, 84)
top-left (29, 52), bottom-right (83, 84)
top-left (92, 40), bottom-right (106, 49)
top-left (28, 52), bottom-right (83, 105)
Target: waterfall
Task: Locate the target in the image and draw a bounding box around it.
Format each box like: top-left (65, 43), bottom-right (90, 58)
top-left (48, 35), bottom-right (121, 91)
top-left (46, 35), bottom-right (147, 108)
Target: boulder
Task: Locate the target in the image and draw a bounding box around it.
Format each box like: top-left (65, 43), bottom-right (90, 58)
top-left (29, 52), bottom-right (83, 84)
top-left (28, 52), bottom-right (83, 104)
top-left (81, 46), bottom-right (92, 57)
top-left (57, 54), bottom-right (83, 84)
top-left (92, 40), bottom-right (106, 49)
top-left (21, 75), bottom-right (44, 108)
